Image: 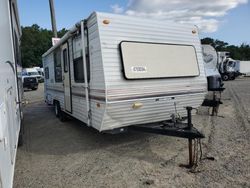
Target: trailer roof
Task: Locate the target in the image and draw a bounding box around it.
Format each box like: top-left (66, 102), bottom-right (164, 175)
top-left (42, 12), bottom-right (98, 58)
top-left (42, 23), bottom-right (80, 57)
top-left (42, 12), bottom-right (197, 58)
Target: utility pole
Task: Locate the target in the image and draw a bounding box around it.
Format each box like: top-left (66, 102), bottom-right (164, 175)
top-left (49, 0), bottom-right (58, 38)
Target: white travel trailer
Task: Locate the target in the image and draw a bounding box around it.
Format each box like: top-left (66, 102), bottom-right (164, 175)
top-left (0, 0), bottom-right (23, 188)
top-left (201, 45), bottom-right (224, 116)
top-left (43, 12), bottom-right (207, 132)
top-left (202, 45), bottom-right (222, 90)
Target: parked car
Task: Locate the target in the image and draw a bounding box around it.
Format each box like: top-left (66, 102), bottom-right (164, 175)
top-left (23, 68), bottom-right (43, 82)
top-left (22, 73), bottom-right (39, 90)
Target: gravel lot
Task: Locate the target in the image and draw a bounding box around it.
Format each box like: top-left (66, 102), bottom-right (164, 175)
top-left (14, 78), bottom-right (250, 188)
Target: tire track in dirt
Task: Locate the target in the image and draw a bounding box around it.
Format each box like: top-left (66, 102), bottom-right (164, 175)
top-left (228, 84), bottom-right (250, 139)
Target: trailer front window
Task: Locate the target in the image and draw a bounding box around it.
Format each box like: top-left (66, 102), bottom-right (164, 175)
top-left (120, 41), bottom-right (200, 79)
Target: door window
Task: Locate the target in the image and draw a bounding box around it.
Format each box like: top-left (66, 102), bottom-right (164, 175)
top-left (63, 48), bottom-right (68, 73)
top-left (54, 48), bottom-right (62, 82)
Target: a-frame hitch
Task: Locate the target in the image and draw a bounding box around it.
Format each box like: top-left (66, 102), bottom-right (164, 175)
top-left (129, 107), bottom-right (205, 167)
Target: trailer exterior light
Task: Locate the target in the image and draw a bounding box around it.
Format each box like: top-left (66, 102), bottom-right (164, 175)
top-left (96, 103), bottom-right (101, 108)
top-left (192, 29), bottom-right (197, 34)
top-left (103, 19), bottom-right (110, 25)
top-left (132, 102), bottom-right (143, 109)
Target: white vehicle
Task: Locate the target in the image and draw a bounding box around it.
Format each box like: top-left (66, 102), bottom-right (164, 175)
top-left (239, 61), bottom-right (250, 76)
top-left (202, 45), bottom-right (223, 90)
top-left (43, 12), bottom-right (207, 132)
top-left (218, 51), bottom-right (240, 81)
top-left (33, 67), bottom-right (44, 82)
top-left (0, 0), bottom-right (23, 188)
top-left (22, 67), bottom-right (43, 82)
top-left (22, 74), bottom-right (38, 90)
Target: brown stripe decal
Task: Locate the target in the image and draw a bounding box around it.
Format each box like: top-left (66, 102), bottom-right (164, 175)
top-left (46, 87), bottom-right (205, 102)
top-left (46, 87), bottom-right (106, 101)
top-left (107, 90), bottom-right (206, 101)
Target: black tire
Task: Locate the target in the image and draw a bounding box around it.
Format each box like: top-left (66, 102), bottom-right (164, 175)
top-left (230, 76), bottom-right (236, 80)
top-left (54, 101), bottom-right (66, 122)
top-left (31, 87), bottom-right (38, 90)
top-left (222, 74), bottom-right (229, 81)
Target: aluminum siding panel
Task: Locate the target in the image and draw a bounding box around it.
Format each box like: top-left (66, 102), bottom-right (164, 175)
top-left (43, 14), bottom-right (107, 131)
top-left (95, 12), bottom-right (207, 131)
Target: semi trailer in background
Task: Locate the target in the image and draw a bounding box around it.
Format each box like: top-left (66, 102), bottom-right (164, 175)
top-left (43, 12), bottom-right (207, 132)
top-left (239, 61), bottom-right (250, 76)
top-left (0, 0), bottom-right (23, 188)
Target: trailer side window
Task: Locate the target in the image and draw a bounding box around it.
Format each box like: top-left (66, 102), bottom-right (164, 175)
top-left (63, 49), bottom-right (68, 72)
top-left (72, 36), bottom-right (84, 83)
top-left (72, 34), bottom-right (90, 83)
top-left (45, 67), bottom-right (49, 79)
top-left (73, 57), bottom-right (84, 82)
top-left (54, 48), bottom-right (62, 82)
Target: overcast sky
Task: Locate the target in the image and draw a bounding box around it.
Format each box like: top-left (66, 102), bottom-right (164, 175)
top-left (19, 0), bottom-right (250, 45)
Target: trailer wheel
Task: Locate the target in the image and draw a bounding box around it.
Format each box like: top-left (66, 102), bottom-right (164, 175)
top-left (54, 101), bottom-right (66, 122)
top-left (222, 74), bottom-right (229, 81)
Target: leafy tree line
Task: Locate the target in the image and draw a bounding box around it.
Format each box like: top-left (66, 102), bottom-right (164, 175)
top-left (21, 24), bottom-right (67, 68)
top-left (20, 25), bottom-right (250, 68)
top-left (201, 37), bottom-right (250, 61)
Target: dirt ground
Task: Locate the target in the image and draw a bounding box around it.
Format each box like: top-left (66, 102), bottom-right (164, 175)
top-left (14, 78), bottom-right (250, 188)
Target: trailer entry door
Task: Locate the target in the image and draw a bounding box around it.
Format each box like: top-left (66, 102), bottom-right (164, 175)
top-left (62, 43), bottom-right (72, 113)
top-left (120, 41), bottom-right (200, 79)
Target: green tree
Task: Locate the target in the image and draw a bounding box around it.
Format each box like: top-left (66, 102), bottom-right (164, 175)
top-left (201, 37), bottom-right (250, 60)
top-left (21, 25), bottom-right (67, 68)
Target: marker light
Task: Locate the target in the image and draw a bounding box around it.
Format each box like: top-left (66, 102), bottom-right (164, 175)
top-left (103, 19), bottom-right (110, 25)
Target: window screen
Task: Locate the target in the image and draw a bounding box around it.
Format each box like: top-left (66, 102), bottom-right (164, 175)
top-left (54, 48), bottom-right (62, 82)
top-left (120, 41), bottom-right (200, 79)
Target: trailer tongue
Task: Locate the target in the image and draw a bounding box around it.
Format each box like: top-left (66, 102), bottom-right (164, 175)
top-left (130, 107), bottom-right (204, 167)
top-left (105, 107), bottom-right (205, 167)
